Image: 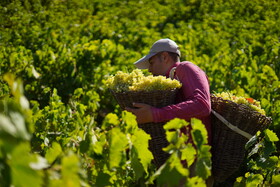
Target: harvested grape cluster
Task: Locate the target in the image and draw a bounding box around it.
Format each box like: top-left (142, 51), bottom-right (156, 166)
top-left (214, 92), bottom-right (266, 115)
top-left (106, 69), bottom-right (182, 92)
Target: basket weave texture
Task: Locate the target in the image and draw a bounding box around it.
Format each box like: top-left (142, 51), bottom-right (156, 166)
top-left (211, 95), bottom-right (272, 182)
top-left (110, 89), bottom-right (178, 167)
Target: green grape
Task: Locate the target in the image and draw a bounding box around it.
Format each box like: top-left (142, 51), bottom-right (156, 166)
top-left (214, 92), bottom-right (266, 115)
top-left (105, 69), bottom-right (182, 92)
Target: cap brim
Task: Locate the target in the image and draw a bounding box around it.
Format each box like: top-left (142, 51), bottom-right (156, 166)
top-left (134, 52), bottom-right (157, 69)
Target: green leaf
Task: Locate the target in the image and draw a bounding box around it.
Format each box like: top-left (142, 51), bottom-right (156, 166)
top-left (131, 147), bottom-right (145, 180)
top-left (108, 128), bottom-right (128, 169)
top-left (29, 156), bottom-right (49, 170)
top-left (10, 143), bottom-right (43, 187)
top-left (45, 142), bottom-right (62, 164)
top-left (3, 73), bottom-right (15, 91)
top-left (234, 176), bottom-right (246, 187)
top-left (31, 65), bottom-right (41, 79)
top-left (166, 131), bottom-right (178, 144)
top-left (79, 135), bottom-right (90, 154)
top-left (193, 144), bottom-right (211, 180)
top-left (245, 173), bottom-right (264, 187)
top-left (245, 135), bottom-right (258, 150)
top-left (61, 153), bottom-right (80, 186)
top-left (186, 176), bottom-right (206, 187)
top-left (192, 130), bottom-right (204, 149)
top-left (153, 154), bottom-right (188, 186)
top-left (247, 142), bottom-right (262, 158)
top-left (96, 172), bottom-right (111, 187)
top-left (102, 113), bottom-right (119, 130)
top-left (0, 159), bottom-right (11, 186)
top-left (131, 129), bottom-right (153, 174)
top-left (164, 118), bottom-right (188, 130)
top-left (195, 156), bottom-right (212, 179)
top-left (263, 140), bottom-right (276, 158)
top-left (264, 129), bottom-right (279, 142)
top-left (181, 144), bottom-right (197, 167)
top-left (20, 95), bottom-right (30, 110)
top-left (190, 118), bottom-right (208, 148)
top-left (122, 111), bottom-right (137, 133)
top-left (157, 166), bottom-right (184, 186)
top-left (256, 156), bottom-right (278, 169)
top-left (0, 112), bottom-right (30, 140)
top-left (92, 133), bottom-right (106, 155)
top-left (0, 114), bottom-right (17, 137)
top-left (9, 112), bottom-right (31, 140)
top-left (272, 175), bottom-right (280, 184)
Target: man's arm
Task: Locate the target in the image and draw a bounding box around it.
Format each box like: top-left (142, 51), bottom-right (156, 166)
top-left (152, 62), bottom-right (211, 123)
top-left (125, 103), bottom-right (153, 124)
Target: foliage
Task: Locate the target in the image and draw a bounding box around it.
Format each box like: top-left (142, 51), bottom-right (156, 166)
top-left (148, 118), bottom-right (212, 186)
top-left (0, 0), bottom-right (279, 186)
top-left (234, 130), bottom-right (280, 187)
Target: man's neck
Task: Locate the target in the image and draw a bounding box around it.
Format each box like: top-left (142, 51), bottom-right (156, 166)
top-left (165, 61), bottom-right (179, 77)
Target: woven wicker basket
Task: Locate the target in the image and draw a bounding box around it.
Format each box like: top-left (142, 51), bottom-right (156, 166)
top-left (211, 95), bottom-right (272, 182)
top-left (110, 89), bottom-right (178, 167)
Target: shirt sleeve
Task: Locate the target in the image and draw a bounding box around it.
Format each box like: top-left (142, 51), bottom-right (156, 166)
top-left (152, 63), bottom-right (211, 123)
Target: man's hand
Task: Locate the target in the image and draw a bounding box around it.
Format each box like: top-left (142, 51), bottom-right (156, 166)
top-left (125, 103), bottom-right (153, 124)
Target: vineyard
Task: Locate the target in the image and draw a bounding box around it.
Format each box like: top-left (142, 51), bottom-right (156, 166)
top-left (0, 0), bottom-right (280, 186)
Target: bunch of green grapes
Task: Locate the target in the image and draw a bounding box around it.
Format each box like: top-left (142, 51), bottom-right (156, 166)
top-left (214, 92), bottom-right (266, 115)
top-left (106, 69), bottom-right (181, 92)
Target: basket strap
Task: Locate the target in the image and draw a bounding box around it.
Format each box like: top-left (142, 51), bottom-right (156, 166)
top-left (211, 109), bottom-right (253, 140)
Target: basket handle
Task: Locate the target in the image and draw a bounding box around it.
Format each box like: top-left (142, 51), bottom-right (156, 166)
top-left (211, 109), bottom-right (253, 140)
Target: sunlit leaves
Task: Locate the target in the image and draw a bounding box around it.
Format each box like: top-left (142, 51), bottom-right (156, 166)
top-left (0, 0), bottom-right (279, 186)
top-left (0, 113), bottom-right (30, 140)
top-left (186, 176), bottom-right (206, 187)
top-left (164, 118), bottom-right (189, 150)
top-left (245, 173), bottom-right (264, 187)
top-left (9, 143), bottom-right (44, 187)
top-left (264, 129), bottom-right (279, 142)
top-left (108, 128), bottom-right (128, 169)
top-left (181, 144), bottom-right (196, 167)
top-left (191, 118), bottom-right (208, 149)
top-left (45, 142), bottom-right (62, 164)
top-left (195, 146), bottom-right (212, 180)
top-left (151, 118), bottom-right (211, 185)
top-left (190, 119), bottom-right (212, 180)
top-left (102, 113), bottom-right (119, 130)
top-left (121, 111), bottom-right (138, 133)
top-left (92, 132), bottom-right (106, 155)
top-left (131, 129), bottom-right (153, 174)
top-left (164, 118), bottom-right (187, 131)
top-left (61, 153), bottom-right (81, 187)
top-left (4, 73), bottom-right (29, 110)
top-left (95, 172), bottom-right (111, 187)
top-left (150, 154), bottom-right (188, 187)
top-left (237, 129), bottom-right (280, 186)
top-left (272, 175), bottom-right (280, 186)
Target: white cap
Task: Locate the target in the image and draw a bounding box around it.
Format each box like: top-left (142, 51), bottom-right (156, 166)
top-left (134, 38), bottom-right (181, 69)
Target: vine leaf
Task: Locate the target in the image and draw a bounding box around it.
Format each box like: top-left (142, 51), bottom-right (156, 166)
top-left (108, 128), bottom-right (128, 169)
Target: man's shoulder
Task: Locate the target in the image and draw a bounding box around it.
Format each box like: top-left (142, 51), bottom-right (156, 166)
top-left (177, 61), bottom-right (200, 71)
top-left (176, 61), bottom-right (206, 77)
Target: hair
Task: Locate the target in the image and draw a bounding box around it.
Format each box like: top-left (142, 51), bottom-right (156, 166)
top-left (154, 51), bottom-right (180, 63)
top-left (167, 52), bottom-right (180, 62)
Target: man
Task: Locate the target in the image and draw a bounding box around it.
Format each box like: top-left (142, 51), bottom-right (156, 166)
top-left (126, 38), bottom-right (211, 143)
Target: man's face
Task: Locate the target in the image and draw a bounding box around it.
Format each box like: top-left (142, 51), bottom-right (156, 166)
top-left (148, 53), bottom-right (166, 76)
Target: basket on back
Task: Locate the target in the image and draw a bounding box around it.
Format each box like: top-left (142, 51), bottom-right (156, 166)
top-left (211, 95), bottom-right (272, 182)
top-left (111, 89), bottom-right (178, 167)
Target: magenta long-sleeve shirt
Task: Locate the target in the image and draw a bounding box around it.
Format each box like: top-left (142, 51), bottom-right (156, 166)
top-left (151, 61), bottom-right (212, 143)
